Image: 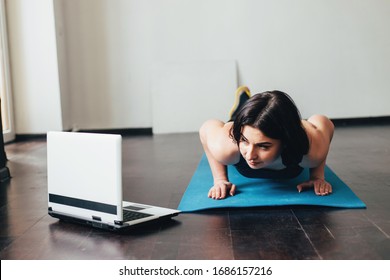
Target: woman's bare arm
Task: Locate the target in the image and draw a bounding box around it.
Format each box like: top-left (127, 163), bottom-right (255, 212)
top-left (199, 120), bottom-right (240, 199)
top-left (298, 115), bottom-right (335, 195)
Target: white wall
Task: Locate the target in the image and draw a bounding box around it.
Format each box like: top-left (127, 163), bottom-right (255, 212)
top-left (7, 0), bottom-right (390, 134)
top-left (6, 0), bottom-right (63, 134)
top-left (54, 0), bottom-right (153, 130)
top-left (151, 60), bottom-right (238, 133)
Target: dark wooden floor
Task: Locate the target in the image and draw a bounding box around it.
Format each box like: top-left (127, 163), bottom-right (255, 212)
top-left (0, 124), bottom-right (389, 260)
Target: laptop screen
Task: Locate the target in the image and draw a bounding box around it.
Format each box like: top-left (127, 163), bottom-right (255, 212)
top-left (47, 131), bottom-right (123, 222)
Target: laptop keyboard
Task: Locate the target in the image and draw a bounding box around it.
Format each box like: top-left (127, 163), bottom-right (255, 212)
top-left (122, 210), bottom-right (153, 222)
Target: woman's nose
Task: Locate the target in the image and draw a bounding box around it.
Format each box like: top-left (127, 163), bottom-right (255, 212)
top-left (246, 146), bottom-right (258, 160)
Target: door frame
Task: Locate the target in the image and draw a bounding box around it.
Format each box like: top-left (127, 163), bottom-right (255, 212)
top-left (0, 0), bottom-right (15, 143)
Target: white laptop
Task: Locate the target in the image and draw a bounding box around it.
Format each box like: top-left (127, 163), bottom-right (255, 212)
top-left (47, 131), bottom-right (180, 231)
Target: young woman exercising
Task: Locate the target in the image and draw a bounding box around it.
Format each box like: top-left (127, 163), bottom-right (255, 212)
top-left (199, 87), bottom-right (334, 200)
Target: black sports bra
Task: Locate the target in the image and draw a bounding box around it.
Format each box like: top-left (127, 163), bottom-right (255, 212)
top-left (234, 154), bottom-right (303, 179)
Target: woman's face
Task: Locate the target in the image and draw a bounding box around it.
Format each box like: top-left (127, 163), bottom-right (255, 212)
top-left (238, 125), bottom-right (282, 169)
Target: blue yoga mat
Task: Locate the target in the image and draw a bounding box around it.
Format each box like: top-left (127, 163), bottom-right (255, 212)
top-left (178, 155), bottom-right (366, 212)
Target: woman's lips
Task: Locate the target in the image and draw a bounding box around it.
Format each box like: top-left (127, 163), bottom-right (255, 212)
top-left (247, 160), bottom-right (262, 167)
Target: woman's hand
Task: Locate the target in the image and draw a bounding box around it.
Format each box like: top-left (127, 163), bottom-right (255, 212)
top-left (208, 180), bottom-right (236, 199)
top-left (297, 178), bottom-right (332, 196)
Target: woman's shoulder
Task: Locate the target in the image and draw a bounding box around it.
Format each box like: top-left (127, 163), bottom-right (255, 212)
top-left (305, 115), bottom-right (334, 135)
top-left (301, 115), bottom-right (334, 167)
top-left (200, 120), bottom-right (240, 165)
top-left (216, 122), bottom-right (241, 164)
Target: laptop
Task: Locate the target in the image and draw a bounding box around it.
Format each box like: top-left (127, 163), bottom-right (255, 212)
top-left (47, 131), bottom-right (180, 231)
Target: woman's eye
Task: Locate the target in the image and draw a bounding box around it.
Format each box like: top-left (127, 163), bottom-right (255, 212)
top-left (258, 145), bottom-right (271, 150)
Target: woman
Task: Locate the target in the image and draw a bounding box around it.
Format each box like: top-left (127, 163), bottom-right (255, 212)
top-left (199, 87), bottom-right (334, 199)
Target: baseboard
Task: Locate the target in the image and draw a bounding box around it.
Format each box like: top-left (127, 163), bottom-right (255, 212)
top-left (14, 134), bottom-right (47, 142)
top-left (332, 116), bottom-right (390, 127)
top-left (13, 128), bottom-right (153, 143)
top-left (78, 127), bottom-right (153, 136)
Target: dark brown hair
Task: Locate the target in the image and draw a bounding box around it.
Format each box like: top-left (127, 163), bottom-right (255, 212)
top-left (230, 90), bottom-right (309, 166)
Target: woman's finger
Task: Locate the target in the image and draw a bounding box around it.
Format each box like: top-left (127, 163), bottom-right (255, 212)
top-left (297, 181), bottom-right (313, 193)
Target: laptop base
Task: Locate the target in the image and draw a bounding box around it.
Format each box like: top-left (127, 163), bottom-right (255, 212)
top-left (48, 208), bottom-right (179, 232)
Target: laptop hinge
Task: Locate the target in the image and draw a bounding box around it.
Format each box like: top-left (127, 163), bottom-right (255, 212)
top-left (92, 216), bottom-right (101, 221)
top-left (114, 220), bottom-right (123, 225)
